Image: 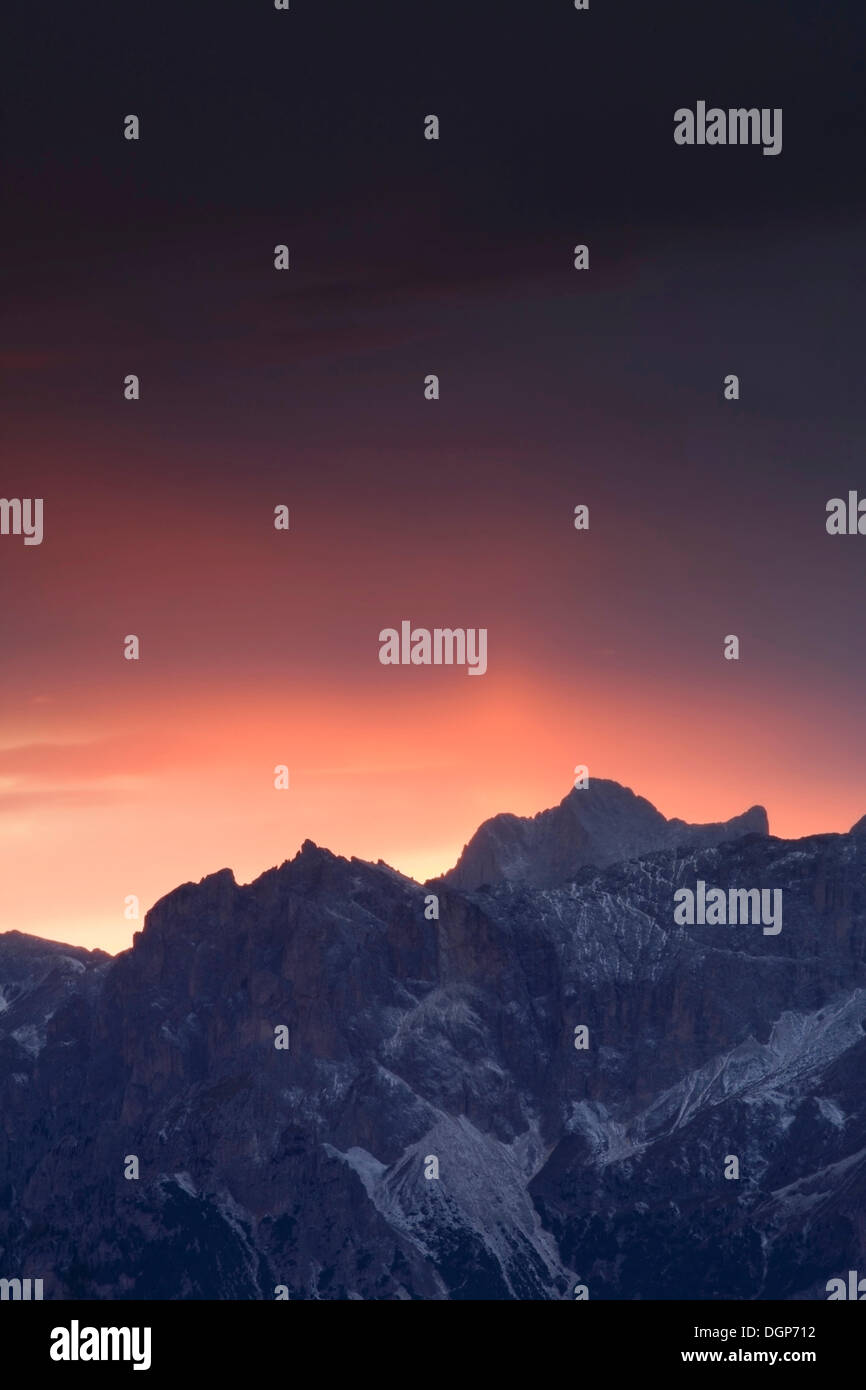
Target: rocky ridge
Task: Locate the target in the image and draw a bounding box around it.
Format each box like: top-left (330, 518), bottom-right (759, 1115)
top-left (0, 783), bottom-right (863, 1300)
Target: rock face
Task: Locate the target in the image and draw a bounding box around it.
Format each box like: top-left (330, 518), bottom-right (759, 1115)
top-left (445, 778), bottom-right (769, 890)
top-left (1, 801), bottom-right (864, 1301)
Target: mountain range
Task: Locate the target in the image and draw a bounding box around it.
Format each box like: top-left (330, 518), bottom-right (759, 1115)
top-left (1, 778), bottom-right (864, 1300)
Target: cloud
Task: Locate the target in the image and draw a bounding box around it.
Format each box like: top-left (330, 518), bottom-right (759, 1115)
top-left (0, 740), bottom-right (151, 812)
top-left (0, 739), bottom-right (139, 781)
top-left (0, 350), bottom-right (60, 370)
top-left (0, 784), bottom-right (138, 812)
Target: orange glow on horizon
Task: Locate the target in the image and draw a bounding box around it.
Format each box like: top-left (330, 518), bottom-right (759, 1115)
top-left (1, 664), bottom-right (862, 955)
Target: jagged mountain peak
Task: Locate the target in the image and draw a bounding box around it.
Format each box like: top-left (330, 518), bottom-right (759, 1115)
top-left (444, 777), bottom-right (770, 890)
top-left (1, 807), bottom-right (865, 1300)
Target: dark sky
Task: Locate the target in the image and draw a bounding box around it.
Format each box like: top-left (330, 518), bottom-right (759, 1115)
top-left (3, 4), bottom-right (864, 246)
top-left (1, 0), bottom-right (864, 950)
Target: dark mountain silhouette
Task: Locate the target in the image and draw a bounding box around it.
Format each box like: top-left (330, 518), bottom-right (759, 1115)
top-left (0, 781), bottom-right (864, 1300)
top-left (445, 777), bottom-right (769, 889)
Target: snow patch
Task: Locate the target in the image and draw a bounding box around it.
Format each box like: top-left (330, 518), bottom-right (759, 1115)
top-left (815, 1097), bottom-right (846, 1128)
top-left (324, 1144), bottom-right (387, 1200)
top-left (11, 1025), bottom-right (44, 1057)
